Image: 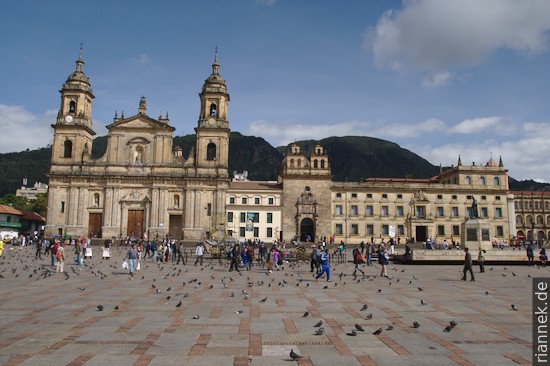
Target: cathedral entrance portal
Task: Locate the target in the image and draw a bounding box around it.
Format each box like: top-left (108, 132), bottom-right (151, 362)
top-left (415, 226), bottom-right (427, 243)
top-left (88, 213), bottom-right (102, 238)
top-left (169, 215), bottom-right (183, 239)
top-left (127, 210), bottom-right (144, 239)
top-left (300, 218), bottom-right (315, 242)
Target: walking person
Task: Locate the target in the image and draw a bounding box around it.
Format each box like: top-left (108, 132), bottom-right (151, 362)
top-left (352, 246), bottom-right (364, 276)
top-left (365, 242), bottom-right (373, 266)
top-left (272, 248), bottom-right (281, 271)
top-left (258, 242), bottom-right (267, 267)
top-left (379, 246), bottom-right (389, 277)
top-left (478, 249), bottom-right (486, 273)
top-left (229, 243), bottom-right (240, 272)
top-left (176, 241), bottom-right (186, 265)
top-left (194, 242), bottom-right (206, 266)
top-left (526, 242), bottom-right (535, 266)
top-left (315, 247), bottom-right (331, 282)
top-left (310, 245), bottom-right (318, 273)
top-left (539, 247), bottom-right (548, 267)
top-left (56, 243), bottom-right (66, 273)
top-left (246, 244), bottom-right (254, 270)
top-left (462, 247), bottom-right (475, 281)
top-left (124, 243), bottom-right (139, 278)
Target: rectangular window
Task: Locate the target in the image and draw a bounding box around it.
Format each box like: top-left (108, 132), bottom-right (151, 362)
top-left (267, 227), bottom-right (273, 238)
top-left (229, 197), bottom-right (235, 204)
top-left (495, 207), bottom-right (502, 218)
top-left (227, 212), bottom-right (233, 223)
top-left (253, 213), bottom-right (260, 223)
top-left (451, 207), bottom-right (459, 217)
top-left (351, 193), bottom-right (357, 198)
top-left (335, 205), bottom-right (343, 216)
top-left (481, 195), bottom-right (486, 200)
top-left (415, 206), bottom-right (425, 218)
top-left (495, 196), bottom-right (501, 201)
top-left (467, 195), bottom-right (472, 200)
top-left (396, 206), bottom-right (404, 217)
top-left (240, 212), bottom-right (246, 223)
top-left (481, 207), bottom-right (488, 218)
top-left (397, 194), bottom-right (403, 199)
top-left (496, 226), bottom-right (504, 237)
top-left (351, 205), bottom-right (358, 216)
top-left (366, 205), bottom-right (373, 216)
top-left (382, 224), bottom-right (389, 235)
top-left (253, 227), bottom-right (259, 238)
top-left (335, 224), bottom-right (343, 235)
top-left (437, 194), bottom-right (443, 200)
top-left (397, 225), bottom-right (404, 235)
top-left (241, 197), bottom-right (248, 205)
top-left (267, 212), bottom-right (273, 223)
top-left (207, 203), bottom-right (212, 216)
top-left (239, 227), bottom-right (245, 237)
top-left (336, 193), bottom-right (342, 198)
top-left (381, 206), bottom-right (389, 216)
top-left (61, 201), bottom-right (65, 213)
top-left (367, 193), bottom-right (372, 198)
top-left (452, 195), bottom-right (457, 200)
top-left (437, 225), bottom-right (445, 236)
top-left (268, 197), bottom-right (274, 205)
top-left (366, 224), bottom-right (374, 235)
top-left (453, 225), bottom-right (460, 236)
top-left (437, 207), bottom-right (444, 217)
top-left (254, 197), bottom-right (260, 205)
top-left (351, 224), bottom-right (359, 235)
top-left (382, 194), bottom-right (388, 199)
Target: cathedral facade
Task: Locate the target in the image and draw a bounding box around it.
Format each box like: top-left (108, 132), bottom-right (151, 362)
top-left (45, 51), bottom-right (516, 246)
top-left (45, 51), bottom-right (230, 241)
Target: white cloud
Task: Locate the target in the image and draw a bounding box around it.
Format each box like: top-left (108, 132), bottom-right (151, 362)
top-left (450, 117), bottom-right (501, 134)
top-left (254, 0), bottom-right (276, 6)
top-left (383, 118), bottom-right (446, 138)
top-left (132, 53), bottom-right (151, 65)
top-left (0, 104), bottom-right (54, 153)
top-left (422, 71), bottom-right (456, 90)
top-left (366, 0), bottom-right (550, 71)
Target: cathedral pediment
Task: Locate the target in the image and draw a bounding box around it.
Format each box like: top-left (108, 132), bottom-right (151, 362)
top-left (107, 114), bottom-right (175, 132)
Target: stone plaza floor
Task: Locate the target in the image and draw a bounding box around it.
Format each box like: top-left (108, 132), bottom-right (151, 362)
top-left (0, 245), bottom-right (540, 365)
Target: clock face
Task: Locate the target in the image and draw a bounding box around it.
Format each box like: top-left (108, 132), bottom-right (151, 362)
top-left (208, 117), bottom-right (216, 126)
top-left (65, 115), bottom-right (74, 123)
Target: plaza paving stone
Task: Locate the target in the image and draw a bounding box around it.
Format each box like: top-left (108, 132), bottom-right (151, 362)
top-left (0, 245), bottom-right (541, 365)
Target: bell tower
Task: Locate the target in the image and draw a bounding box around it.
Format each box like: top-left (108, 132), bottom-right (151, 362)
top-left (51, 47), bottom-right (95, 164)
top-left (194, 49), bottom-right (230, 177)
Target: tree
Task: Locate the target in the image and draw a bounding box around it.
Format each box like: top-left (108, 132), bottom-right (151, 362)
top-left (30, 193), bottom-right (48, 218)
top-left (0, 194), bottom-right (30, 212)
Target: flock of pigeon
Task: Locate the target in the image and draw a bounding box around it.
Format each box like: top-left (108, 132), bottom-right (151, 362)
top-left (0, 245), bottom-right (532, 363)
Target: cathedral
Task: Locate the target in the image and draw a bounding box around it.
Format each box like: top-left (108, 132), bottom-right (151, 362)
top-left (45, 50), bottom-right (515, 246)
top-left (45, 50), bottom-right (230, 241)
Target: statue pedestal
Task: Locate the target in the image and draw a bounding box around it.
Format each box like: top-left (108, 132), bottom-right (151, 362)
top-left (462, 218), bottom-right (492, 252)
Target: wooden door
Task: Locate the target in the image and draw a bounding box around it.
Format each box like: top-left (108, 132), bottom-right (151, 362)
top-left (169, 215), bottom-right (182, 239)
top-left (127, 210), bottom-right (144, 239)
top-left (88, 213), bottom-right (102, 238)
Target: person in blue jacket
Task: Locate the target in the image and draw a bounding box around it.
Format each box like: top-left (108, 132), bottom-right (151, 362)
top-left (315, 248), bottom-right (331, 282)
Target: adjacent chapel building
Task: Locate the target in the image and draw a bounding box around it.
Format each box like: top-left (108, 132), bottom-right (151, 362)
top-left (45, 51), bottom-right (516, 245)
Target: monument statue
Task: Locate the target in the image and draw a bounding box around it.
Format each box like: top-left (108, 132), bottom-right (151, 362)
top-left (470, 197), bottom-right (478, 219)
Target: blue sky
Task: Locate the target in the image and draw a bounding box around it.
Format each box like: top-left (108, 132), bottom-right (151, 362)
top-left (1, 0), bottom-right (550, 182)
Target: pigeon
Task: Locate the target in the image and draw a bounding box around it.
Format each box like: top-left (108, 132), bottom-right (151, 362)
top-left (234, 310), bottom-right (243, 314)
top-left (418, 287), bottom-right (423, 291)
top-left (176, 301), bottom-right (182, 308)
top-left (78, 287), bottom-right (85, 291)
top-left (323, 285), bottom-right (328, 289)
top-left (259, 297), bottom-right (268, 303)
top-left (290, 349), bottom-right (302, 360)
top-left (96, 305), bottom-right (104, 311)
top-left (360, 304), bottom-right (368, 311)
top-left (314, 327), bottom-right (325, 335)
top-left (420, 299), bottom-right (427, 306)
top-left (450, 321), bottom-right (457, 327)
top-left (377, 289), bottom-right (382, 293)
top-left (346, 330), bottom-right (357, 336)
top-left (303, 311), bottom-right (309, 317)
top-left (354, 324), bottom-right (365, 332)
top-left (485, 291), bottom-right (489, 295)
top-left (183, 293), bottom-right (189, 297)
top-left (114, 305), bottom-right (119, 310)
top-left (166, 296), bottom-right (171, 300)
top-left (511, 304), bottom-right (518, 311)
top-left (229, 292), bottom-right (234, 297)
top-left (314, 320), bottom-right (323, 327)
top-left (386, 325), bottom-right (393, 331)
top-left (365, 313), bottom-right (373, 320)
top-left (166, 287), bottom-right (171, 292)
top-left (192, 315), bottom-right (200, 319)
top-left (444, 325), bottom-right (453, 332)
top-left (413, 321), bottom-right (420, 328)
top-left (373, 328), bottom-right (383, 335)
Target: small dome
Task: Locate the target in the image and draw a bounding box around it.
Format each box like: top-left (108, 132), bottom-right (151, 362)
top-left (486, 158), bottom-right (497, 167)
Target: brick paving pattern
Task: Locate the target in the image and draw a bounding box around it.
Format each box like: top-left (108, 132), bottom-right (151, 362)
top-left (0, 245), bottom-right (539, 365)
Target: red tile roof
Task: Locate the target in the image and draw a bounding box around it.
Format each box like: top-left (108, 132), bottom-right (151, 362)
top-left (0, 204), bottom-right (22, 215)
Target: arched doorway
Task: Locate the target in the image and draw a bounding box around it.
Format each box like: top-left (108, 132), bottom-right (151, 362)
top-left (300, 218), bottom-right (315, 242)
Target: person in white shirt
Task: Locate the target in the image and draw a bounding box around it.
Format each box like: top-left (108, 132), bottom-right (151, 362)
top-left (195, 243), bottom-right (206, 266)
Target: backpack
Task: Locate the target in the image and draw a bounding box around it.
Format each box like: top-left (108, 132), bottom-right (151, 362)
top-left (353, 250), bottom-right (362, 263)
top-left (56, 248), bottom-right (63, 261)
